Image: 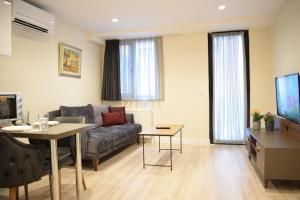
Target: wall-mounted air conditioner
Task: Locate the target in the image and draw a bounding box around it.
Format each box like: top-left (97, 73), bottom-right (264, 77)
top-left (12, 0), bottom-right (55, 34)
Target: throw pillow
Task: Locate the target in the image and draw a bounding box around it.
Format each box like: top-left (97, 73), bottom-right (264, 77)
top-left (108, 106), bottom-right (127, 123)
top-left (60, 104), bottom-right (94, 124)
top-left (92, 105), bottom-right (109, 126)
top-left (108, 106), bottom-right (125, 113)
top-left (102, 112), bottom-right (126, 126)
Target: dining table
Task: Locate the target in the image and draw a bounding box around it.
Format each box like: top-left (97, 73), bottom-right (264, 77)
top-left (2, 123), bottom-right (93, 200)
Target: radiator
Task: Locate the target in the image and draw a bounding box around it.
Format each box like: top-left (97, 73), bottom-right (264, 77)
top-left (127, 110), bottom-right (153, 130)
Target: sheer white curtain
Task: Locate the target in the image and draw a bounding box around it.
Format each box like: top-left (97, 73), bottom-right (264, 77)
top-left (212, 32), bottom-right (247, 144)
top-left (120, 37), bottom-right (162, 100)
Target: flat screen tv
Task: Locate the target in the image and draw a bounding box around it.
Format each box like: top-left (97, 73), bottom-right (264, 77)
top-left (275, 73), bottom-right (300, 124)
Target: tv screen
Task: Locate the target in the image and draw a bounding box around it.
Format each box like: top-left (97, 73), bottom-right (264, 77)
top-left (0, 94), bottom-right (17, 119)
top-left (275, 73), bottom-right (300, 124)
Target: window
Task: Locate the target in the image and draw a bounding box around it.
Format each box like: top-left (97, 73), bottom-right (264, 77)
top-left (119, 37), bottom-right (162, 100)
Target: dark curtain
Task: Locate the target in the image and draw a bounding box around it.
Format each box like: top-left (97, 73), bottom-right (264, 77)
top-left (208, 30), bottom-right (250, 144)
top-left (102, 40), bottom-right (121, 101)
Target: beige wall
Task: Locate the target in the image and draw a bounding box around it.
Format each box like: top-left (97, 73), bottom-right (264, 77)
top-left (0, 21), bottom-right (102, 121)
top-left (249, 28), bottom-right (275, 114)
top-left (108, 29), bottom-right (273, 143)
top-left (271, 0), bottom-right (300, 77)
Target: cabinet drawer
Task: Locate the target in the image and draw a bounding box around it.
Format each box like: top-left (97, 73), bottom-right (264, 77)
top-left (256, 143), bottom-right (265, 176)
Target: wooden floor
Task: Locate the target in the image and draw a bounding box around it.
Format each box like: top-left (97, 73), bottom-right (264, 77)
top-left (1, 144), bottom-right (300, 200)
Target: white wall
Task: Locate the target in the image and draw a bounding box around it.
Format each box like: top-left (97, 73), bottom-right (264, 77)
top-left (271, 0), bottom-right (300, 77)
top-left (0, 21), bottom-right (102, 121)
top-left (0, 2), bottom-right (11, 55)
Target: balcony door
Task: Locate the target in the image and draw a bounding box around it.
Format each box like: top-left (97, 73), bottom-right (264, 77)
top-left (208, 31), bottom-right (250, 144)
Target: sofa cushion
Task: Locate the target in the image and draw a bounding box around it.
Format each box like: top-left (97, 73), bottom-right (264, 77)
top-left (92, 105), bottom-right (109, 127)
top-left (87, 123), bottom-right (141, 154)
top-left (59, 104), bottom-right (94, 124)
top-left (108, 106), bottom-right (127, 122)
top-left (54, 116), bottom-right (85, 124)
top-left (113, 123), bottom-right (142, 135)
top-left (102, 112), bottom-right (126, 126)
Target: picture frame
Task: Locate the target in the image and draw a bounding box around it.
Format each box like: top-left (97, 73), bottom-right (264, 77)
top-left (58, 43), bottom-right (82, 78)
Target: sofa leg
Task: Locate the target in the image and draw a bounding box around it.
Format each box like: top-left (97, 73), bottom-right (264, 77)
top-left (92, 160), bottom-right (99, 171)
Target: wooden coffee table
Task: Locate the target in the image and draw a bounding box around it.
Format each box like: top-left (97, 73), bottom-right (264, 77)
top-left (139, 124), bottom-right (184, 171)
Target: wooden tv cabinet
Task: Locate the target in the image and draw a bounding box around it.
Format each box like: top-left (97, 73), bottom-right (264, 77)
top-left (246, 117), bottom-right (300, 187)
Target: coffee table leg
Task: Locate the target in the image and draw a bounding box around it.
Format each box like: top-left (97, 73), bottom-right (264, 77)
top-left (159, 136), bottom-right (161, 153)
top-left (143, 135), bottom-right (145, 169)
top-left (170, 136), bottom-right (172, 171)
top-left (180, 129), bottom-right (182, 154)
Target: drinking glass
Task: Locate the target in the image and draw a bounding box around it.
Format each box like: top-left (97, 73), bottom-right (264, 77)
top-left (39, 117), bottom-right (48, 131)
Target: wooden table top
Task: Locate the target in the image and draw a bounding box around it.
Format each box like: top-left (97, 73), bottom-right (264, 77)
top-left (1, 123), bottom-right (94, 140)
top-left (139, 124), bottom-right (184, 136)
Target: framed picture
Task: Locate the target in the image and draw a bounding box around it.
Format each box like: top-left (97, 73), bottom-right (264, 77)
top-left (58, 43), bottom-right (82, 78)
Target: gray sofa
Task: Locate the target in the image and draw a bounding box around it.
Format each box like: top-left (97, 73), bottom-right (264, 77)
top-left (47, 104), bottom-right (142, 171)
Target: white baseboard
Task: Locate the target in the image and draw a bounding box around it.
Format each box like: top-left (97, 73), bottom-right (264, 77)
top-left (142, 137), bottom-right (210, 145)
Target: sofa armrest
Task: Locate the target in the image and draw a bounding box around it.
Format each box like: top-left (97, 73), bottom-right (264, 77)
top-left (47, 110), bottom-right (60, 120)
top-left (126, 113), bottom-right (135, 124)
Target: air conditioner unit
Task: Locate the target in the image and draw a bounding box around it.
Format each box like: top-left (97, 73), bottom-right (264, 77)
top-left (12, 0), bottom-right (55, 34)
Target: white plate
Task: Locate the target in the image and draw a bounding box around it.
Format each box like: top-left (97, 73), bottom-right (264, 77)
top-left (1, 125), bottom-right (33, 132)
top-left (48, 121), bottom-right (59, 126)
top-left (31, 121), bottom-right (59, 126)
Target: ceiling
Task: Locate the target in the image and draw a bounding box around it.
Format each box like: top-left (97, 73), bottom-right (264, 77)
top-left (26, 0), bottom-right (286, 39)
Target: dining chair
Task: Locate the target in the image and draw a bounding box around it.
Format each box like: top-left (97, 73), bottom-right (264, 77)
top-left (0, 132), bottom-right (46, 200)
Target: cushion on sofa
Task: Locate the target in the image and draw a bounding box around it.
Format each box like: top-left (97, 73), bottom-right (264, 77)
top-left (87, 123), bottom-right (142, 154)
top-left (108, 106), bottom-right (125, 113)
top-left (108, 106), bottom-right (127, 123)
top-left (92, 105), bottom-right (109, 126)
top-left (59, 104), bottom-right (94, 124)
top-left (102, 112), bottom-right (126, 126)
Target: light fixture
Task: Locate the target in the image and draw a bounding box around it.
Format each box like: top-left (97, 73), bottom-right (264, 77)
top-left (112, 18), bottom-right (119, 23)
top-left (218, 5), bottom-right (226, 10)
top-left (3, 0), bottom-right (11, 5)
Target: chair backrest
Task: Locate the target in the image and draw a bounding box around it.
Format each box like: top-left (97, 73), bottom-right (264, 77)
top-left (0, 132), bottom-right (45, 188)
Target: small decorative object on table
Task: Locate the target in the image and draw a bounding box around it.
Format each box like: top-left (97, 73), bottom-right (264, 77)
top-left (252, 109), bottom-right (264, 130)
top-left (264, 112), bottom-right (275, 131)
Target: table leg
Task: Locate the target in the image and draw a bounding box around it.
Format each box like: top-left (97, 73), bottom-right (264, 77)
top-left (75, 132), bottom-right (83, 193)
top-left (180, 129), bottom-right (182, 154)
top-left (143, 135), bottom-right (145, 169)
top-left (170, 136), bottom-right (172, 171)
top-left (50, 139), bottom-right (60, 200)
top-left (159, 136), bottom-right (161, 153)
